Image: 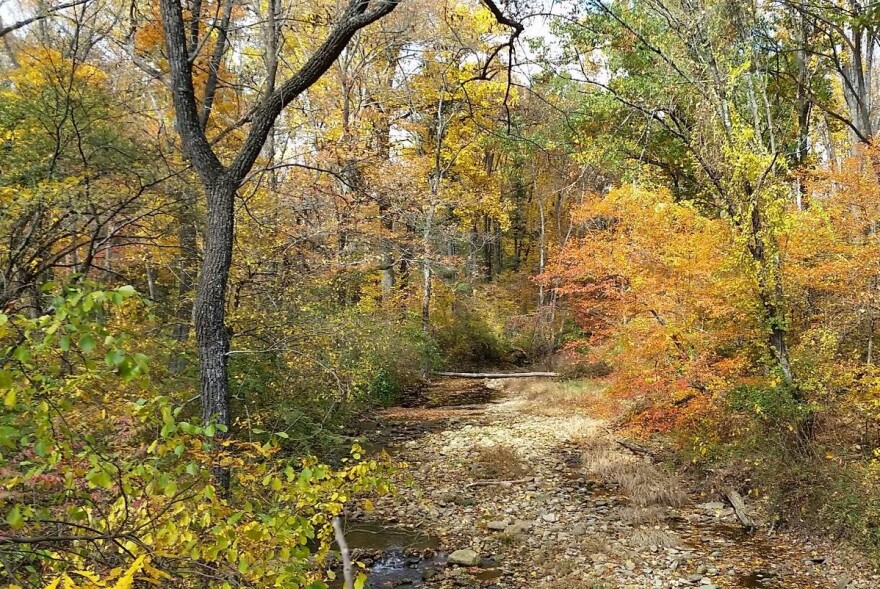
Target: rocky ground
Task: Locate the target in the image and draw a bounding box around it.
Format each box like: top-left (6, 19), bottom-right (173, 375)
top-left (347, 377), bottom-right (877, 589)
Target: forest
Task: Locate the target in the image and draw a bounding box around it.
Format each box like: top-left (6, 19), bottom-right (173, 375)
top-left (2, 0), bottom-right (880, 587)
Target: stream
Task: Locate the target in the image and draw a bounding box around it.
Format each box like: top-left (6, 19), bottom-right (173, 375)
top-left (332, 521), bottom-right (503, 588)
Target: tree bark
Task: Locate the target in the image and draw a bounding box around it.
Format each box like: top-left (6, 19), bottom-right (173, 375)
top-left (379, 198), bottom-right (395, 297)
top-left (194, 182), bottom-right (235, 489)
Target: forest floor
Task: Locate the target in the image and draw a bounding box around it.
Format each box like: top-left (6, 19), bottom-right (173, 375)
top-left (344, 377), bottom-right (877, 589)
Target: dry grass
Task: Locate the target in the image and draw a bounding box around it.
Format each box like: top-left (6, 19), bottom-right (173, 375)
top-left (618, 469), bottom-right (688, 508)
top-left (471, 443), bottom-right (527, 479)
top-left (617, 506), bottom-right (667, 525)
top-left (627, 528), bottom-right (680, 549)
top-left (492, 377), bottom-right (619, 419)
top-left (581, 439), bottom-right (688, 508)
top-left (579, 535), bottom-right (609, 553)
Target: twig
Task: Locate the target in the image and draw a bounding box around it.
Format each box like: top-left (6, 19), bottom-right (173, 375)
top-left (332, 517), bottom-right (354, 589)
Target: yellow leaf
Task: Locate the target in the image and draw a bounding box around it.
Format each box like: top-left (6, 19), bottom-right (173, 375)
top-left (111, 555), bottom-right (147, 589)
top-left (72, 569), bottom-right (101, 583)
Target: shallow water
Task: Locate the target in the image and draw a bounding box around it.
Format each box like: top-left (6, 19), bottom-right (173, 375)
top-left (332, 521), bottom-right (502, 588)
top-left (737, 570), bottom-right (777, 587)
top-left (341, 521), bottom-right (441, 551)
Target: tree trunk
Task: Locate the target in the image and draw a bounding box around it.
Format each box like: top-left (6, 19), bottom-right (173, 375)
top-left (379, 198), bottom-right (395, 298)
top-left (748, 203), bottom-right (796, 391)
top-left (483, 215), bottom-right (493, 281)
top-left (194, 181), bottom-right (235, 491)
top-left (538, 196), bottom-right (546, 306)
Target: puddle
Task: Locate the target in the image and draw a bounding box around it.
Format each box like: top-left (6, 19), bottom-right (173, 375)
top-left (331, 522), bottom-right (441, 588)
top-left (737, 570), bottom-right (777, 588)
top-left (341, 522), bottom-right (440, 551)
top-left (473, 568), bottom-right (503, 581)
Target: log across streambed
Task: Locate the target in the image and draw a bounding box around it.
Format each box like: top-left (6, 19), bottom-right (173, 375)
top-left (432, 371), bottom-right (559, 379)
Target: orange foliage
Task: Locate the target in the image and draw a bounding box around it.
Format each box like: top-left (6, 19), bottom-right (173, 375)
top-left (548, 151), bottom-right (880, 433)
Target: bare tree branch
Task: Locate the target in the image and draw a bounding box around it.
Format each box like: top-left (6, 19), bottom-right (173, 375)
top-left (0, 0), bottom-right (89, 38)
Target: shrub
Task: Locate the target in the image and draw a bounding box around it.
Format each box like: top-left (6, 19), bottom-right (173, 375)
top-left (0, 285), bottom-right (394, 588)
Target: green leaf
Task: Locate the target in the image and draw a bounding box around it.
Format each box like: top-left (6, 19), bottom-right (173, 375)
top-left (118, 358), bottom-right (139, 380)
top-left (86, 469), bottom-right (113, 489)
top-left (0, 425), bottom-right (19, 447)
top-left (6, 506), bottom-right (23, 529)
top-left (79, 334), bottom-right (96, 353)
top-left (12, 346), bottom-right (29, 363)
top-left (105, 349), bottom-right (125, 367)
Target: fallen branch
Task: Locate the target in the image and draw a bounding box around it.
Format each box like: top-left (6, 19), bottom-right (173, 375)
top-left (433, 371), bottom-right (559, 379)
top-left (725, 489), bottom-right (756, 532)
top-left (615, 438), bottom-right (652, 457)
top-left (465, 478), bottom-right (532, 489)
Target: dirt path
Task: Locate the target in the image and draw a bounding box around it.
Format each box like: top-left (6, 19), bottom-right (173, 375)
top-left (353, 377), bottom-right (876, 588)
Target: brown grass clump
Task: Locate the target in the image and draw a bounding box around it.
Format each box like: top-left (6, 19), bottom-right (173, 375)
top-left (582, 440), bottom-right (688, 508)
top-left (472, 443), bottom-right (527, 479)
top-left (627, 528), bottom-right (680, 549)
top-left (616, 506), bottom-right (666, 525)
top-left (618, 468), bottom-right (688, 508)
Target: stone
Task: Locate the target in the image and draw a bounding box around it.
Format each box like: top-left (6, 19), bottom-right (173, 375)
top-left (698, 502), bottom-right (726, 511)
top-left (504, 523), bottom-right (526, 535)
top-left (487, 520), bottom-right (509, 531)
top-left (448, 549), bottom-right (481, 566)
